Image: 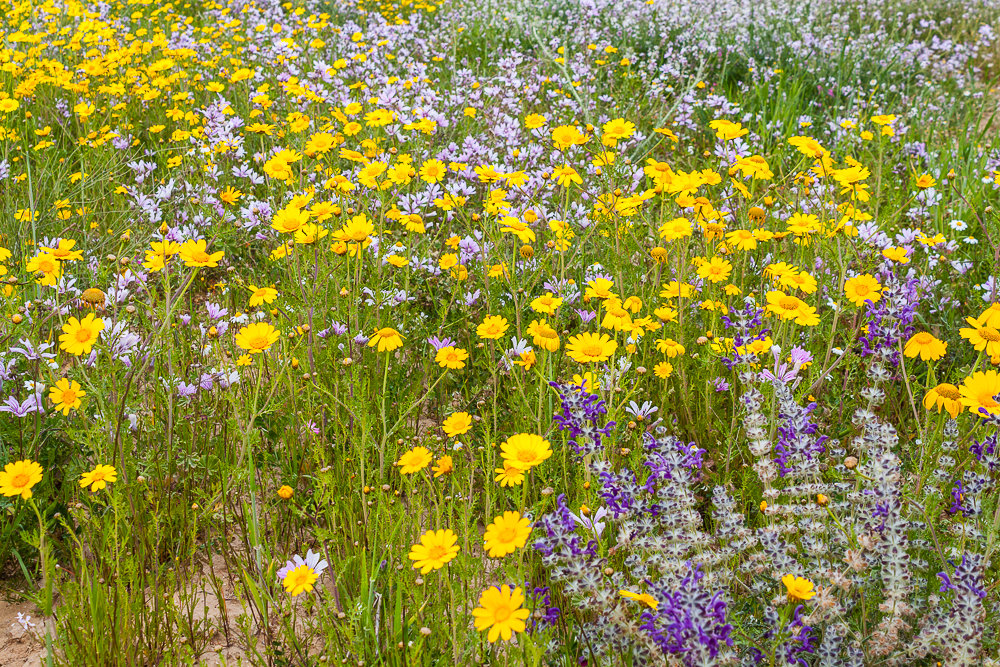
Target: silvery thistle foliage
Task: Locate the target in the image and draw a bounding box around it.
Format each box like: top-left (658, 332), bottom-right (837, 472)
top-left (902, 413), bottom-right (997, 666)
top-left (722, 301), bottom-right (960, 664)
top-left (847, 409), bottom-right (913, 655)
top-left (537, 382), bottom-right (736, 663)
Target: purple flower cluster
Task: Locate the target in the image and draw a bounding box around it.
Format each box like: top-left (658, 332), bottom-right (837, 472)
top-left (526, 586), bottom-right (561, 632)
top-left (719, 299), bottom-right (769, 369)
top-left (926, 555), bottom-right (987, 665)
top-left (781, 606), bottom-right (818, 667)
top-left (858, 271), bottom-right (921, 367)
top-left (593, 432), bottom-right (703, 521)
top-left (533, 494), bottom-right (598, 561)
top-left (969, 414), bottom-right (1000, 473)
top-left (748, 606), bottom-right (817, 667)
top-left (938, 555), bottom-right (986, 600)
top-left (639, 564), bottom-right (733, 665)
top-left (771, 383), bottom-right (827, 478)
top-left (550, 380), bottom-right (616, 457)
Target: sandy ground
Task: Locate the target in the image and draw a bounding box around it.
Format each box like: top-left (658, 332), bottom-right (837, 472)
top-left (0, 553), bottom-right (250, 666)
top-left (0, 596), bottom-right (44, 667)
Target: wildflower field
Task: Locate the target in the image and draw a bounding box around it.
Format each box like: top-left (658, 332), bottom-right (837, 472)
top-left (3, 0), bottom-right (1000, 663)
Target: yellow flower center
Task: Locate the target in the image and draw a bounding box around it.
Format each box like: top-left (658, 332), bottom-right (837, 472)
top-left (583, 344), bottom-right (604, 357)
top-left (497, 526), bottom-right (517, 543)
top-left (778, 297), bottom-right (800, 311)
top-left (938, 386), bottom-right (961, 400)
top-left (75, 328), bottom-right (93, 343)
top-left (853, 284), bottom-right (870, 296)
top-left (977, 392), bottom-right (999, 408)
top-left (82, 288), bottom-right (105, 304)
top-left (191, 250), bottom-right (211, 263)
top-left (61, 389), bottom-right (77, 404)
top-left (517, 450), bottom-right (536, 463)
top-left (979, 328), bottom-right (1000, 343)
top-left (11, 473), bottom-right (29, 488)
top-left (427, 544), bottom-right (449, 560)
top-left (492, 604), bottom-right (512, 622)
top-left (249, 335), bottom-right (271, 350)
top-left (912, 332), bottom-right (934, 345)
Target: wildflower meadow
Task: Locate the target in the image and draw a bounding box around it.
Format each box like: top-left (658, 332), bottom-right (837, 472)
top-left (3, 0), bottom-right (1000, 663)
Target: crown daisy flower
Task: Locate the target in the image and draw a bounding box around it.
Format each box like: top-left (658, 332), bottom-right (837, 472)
top-left (493, 463), bottom-right (525, 487)
top-left (442, 412), bottom-right (472, 437)
top-left (80, 288), bottom-right (106, 308)
top-left (432, 455), bottom-right (453, 478)
top-left (566, 332), bottom-right (617, 363)
top-left (368, 327), bottom-right (404, 352)
top-left (781, 574), bottom-right (816, 601)
top-left (395, 446), bottom-right (433, 474)
top-left (978, 303), bottom-right (1000, 328)
top-left (49, 378), bottom-right (86, 415)
top-left (79, 464), bottom-right (117, 492)
top-left (619, 589), bottom-right (659, 609)
top-left (500, 434), bottom-right (552, 471)
top-left (248, 285), bottom-right (278, 307)
top-left (903, 332), bottom-right (947, 361)
top-left (59, 314), bottom-right (105, 356)
top-left (843, 274), bottom-right (882, 307)
top-left (472, 585), bottom-right (530, 642)
top-left (959, 370), bottom-right (1000, 417)
top-left (178, 239), bottom-right (224, 268)
top-left (476, 315), bottom-right (509, 340)
top-left (765, 291), bottom-right (819, 326)
top-left (435, 346), bottom-right (468, 369)
top-left (408, 529), bottom-right (460, 574)
top-left (924, 383), bottom-right (963, 419)
top-left (25, 252), bottom-right (62, 286)
top-left (235, 322), bottom-right (281, 354)
top-left (41, 238), bottom-right (83, 261)
top-left (483, 511), bottom-right (531, 558)
top-left (0, 460), bottom-right (43, 500)
top-left (959, 318), bottom-right (1000, 357)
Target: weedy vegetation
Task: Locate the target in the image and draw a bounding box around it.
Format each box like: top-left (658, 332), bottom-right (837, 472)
top-left (1, 0), bottom-right (1000, 664)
